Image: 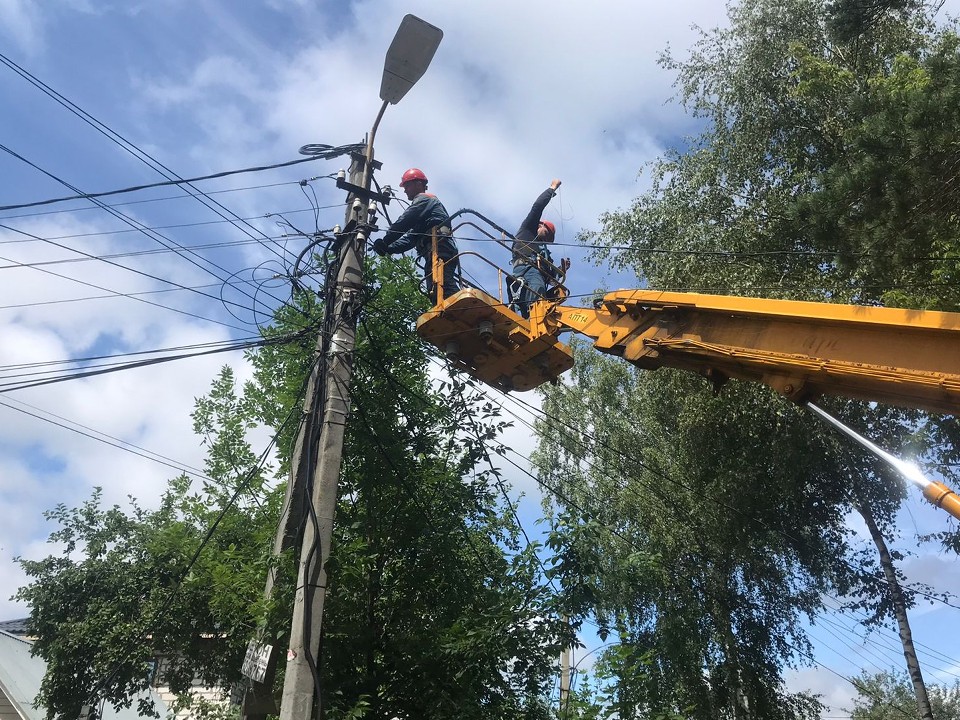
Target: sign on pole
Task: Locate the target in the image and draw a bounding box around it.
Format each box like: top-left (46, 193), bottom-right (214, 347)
top-left (241, 640), bottom-right (274, 684)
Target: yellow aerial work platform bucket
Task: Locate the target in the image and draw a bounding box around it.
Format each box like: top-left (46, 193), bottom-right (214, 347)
top-left (416, 287), bottom-right (573, 392)
top-left (414, 222), bottom-right (574, 391)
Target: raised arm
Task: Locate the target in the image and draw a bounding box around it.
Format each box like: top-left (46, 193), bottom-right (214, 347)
top-left (517, 180), bottom-right (561, 237)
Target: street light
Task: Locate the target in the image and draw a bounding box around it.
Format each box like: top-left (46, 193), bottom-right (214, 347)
top-left (277, 15), bottom-right (442, 720)
top-left (364, 15), bottom-right (443, 188)
top-left (380, 15), bottom-right (443, 106)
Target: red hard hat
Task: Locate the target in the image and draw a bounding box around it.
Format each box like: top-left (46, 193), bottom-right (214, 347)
top-left (540, 220), bottom-right (556, 236)
top-left (399, 167), bottom-right (428, 187)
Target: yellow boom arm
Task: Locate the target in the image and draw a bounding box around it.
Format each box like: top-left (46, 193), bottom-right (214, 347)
top-left (419, 288), bottom-right (960, 415)
top-left (417, 287), bottom-right (960, 519)
top-left (551, 290), bottom-right (960, 415)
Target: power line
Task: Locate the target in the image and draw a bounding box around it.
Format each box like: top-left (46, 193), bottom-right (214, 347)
top-left (0, 237), bottom-right (281, 270)
top-left (0, 157), bottom-right (345, 214)
top-left (0, 179), bottom-right (312, 221)
top-left (0, 334), bottom-right (265, 375)
top-left (0, 328), bottom-right (314, 393)
top-left (0, 281), bottom-right (224, 310)
top-left (0, 145), bottom-right (289, 320)
top-left (0, 49), bottom-right (358, 275)
top-left (0, 223), bottom-right (256, 331)
top-left (0, 396), bottom-right (211, 479)
top-left (0, 203), bottom-right (343, 246)
top-left (447, 227), bottom-right (960, 263)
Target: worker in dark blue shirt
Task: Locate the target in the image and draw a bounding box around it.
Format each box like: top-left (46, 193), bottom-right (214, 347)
top-left (511, 179), bottom-right (570, 318)
top-left (373, 168), bottom-right (459, 305)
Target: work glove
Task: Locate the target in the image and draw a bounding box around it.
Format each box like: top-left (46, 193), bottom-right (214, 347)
top-left (372, 238), bottom-right (388, 256)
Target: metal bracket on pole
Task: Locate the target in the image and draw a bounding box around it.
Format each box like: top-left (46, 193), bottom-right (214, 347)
top-left (337, 153), bottom-right (389, 203)
top-left (336, 176), bottom-right (391, 204)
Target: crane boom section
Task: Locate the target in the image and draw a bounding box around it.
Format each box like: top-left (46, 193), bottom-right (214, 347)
top-left (553, 290), bottom-right (960, 414)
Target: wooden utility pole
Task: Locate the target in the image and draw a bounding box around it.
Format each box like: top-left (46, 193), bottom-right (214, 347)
top-left (279, 149), bottom-right (371, 720)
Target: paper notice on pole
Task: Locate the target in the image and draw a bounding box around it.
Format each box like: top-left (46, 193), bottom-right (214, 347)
top-left (241, 639), bottom-right (273, 683)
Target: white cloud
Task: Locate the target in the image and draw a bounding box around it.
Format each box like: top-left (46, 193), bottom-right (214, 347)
top-left (3, 5), bottom-right (959, 701)
top-left (787, 666), bottom-right (857, 719)
top-left (0, 0), bottom-right (43, 54)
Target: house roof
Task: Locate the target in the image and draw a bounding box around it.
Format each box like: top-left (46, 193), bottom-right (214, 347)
top-left (0, 619), bottom-right (29, 637)
top-left (0, 629), bottom-right (42, 720)
top-left (0, 630), bottom-right (168, 720)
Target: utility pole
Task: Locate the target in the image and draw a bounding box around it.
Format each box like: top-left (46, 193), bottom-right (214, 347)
top-left (559, 617), bottom-right (571, 718)
top-left (239, 211), bottom-right (332, 720)
top-left (273, 16), bottom-right (443, 720)
top-left (242, 150), bottom-right (374, 720)
top-left (279, 149), bottom-right (370, 720)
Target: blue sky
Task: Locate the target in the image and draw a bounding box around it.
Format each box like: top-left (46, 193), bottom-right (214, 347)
top-left (2, 1), bottom-right (959, 718)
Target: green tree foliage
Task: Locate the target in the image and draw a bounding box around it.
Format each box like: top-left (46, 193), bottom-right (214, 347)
top-left (537, 345), bottom-right (858, 719)
top-left (789, 29), bottom-right (960, 311)
top-left (540, 1), bottom-right (960, 713)
top-left (16, 365), bottom-right (283, 719)
top-left (596, 0), bottom-right (959, 311)
top-left (849, 670), bottom-right (960, 719)
top-left (17, 258), bottom-right (565, 720)
top-left (826, 0), bottom-right (924, 42)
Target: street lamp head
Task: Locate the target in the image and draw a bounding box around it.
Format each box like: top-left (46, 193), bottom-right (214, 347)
top-left (379, 14), bottom-right (443, 105)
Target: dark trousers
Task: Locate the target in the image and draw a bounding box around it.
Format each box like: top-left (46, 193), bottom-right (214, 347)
top-left (425, 253), bottom-right (460, 305)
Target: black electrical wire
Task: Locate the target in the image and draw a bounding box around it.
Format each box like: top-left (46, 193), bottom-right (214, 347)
top-left (354, 341), bottom-right (916, 715)
top-left (0, 334), bottom-right (264, 375)
top-left (0, 156), bottom-right (350, 214)
top-left (0, 241), bottom-right (252, 332)
top-left (0, 180), bottom-right (335, 222)
top-left (362, 295), bottom-right (960, 615)
top-left (0, 237), bottom-right (288, 271)
top-left (449, 230), bottom-right (960, 263)
top-left (0, 329), bottom-right (313, 393)
top-left (1, 396), bottom-right (205, 481)
top-left (0, 204), bottom-right (344, 245)
top-left (0, 140), bottom-right (357, 328)
top-left (820, 594), bottom-right (960, 677)
top-left (0, 219), bottom-right (254, 309)
top-left (0, 47), bottom-right (352, 273)
top-left (289, 225), bottom-right (347, 710)
top-left (0, 147), bottom-right (287, 324)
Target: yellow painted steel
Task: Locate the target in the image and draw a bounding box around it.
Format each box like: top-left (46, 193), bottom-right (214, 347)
top-left (416, 288), bottom-right (573, 391)
top-left (922, 481), bottom-right (960, 521)
top-left (417, 286), bottom-right (960, 521)
top-left (417, 287), bottom-right (960, 415)
top-left (561, 290), bottom-right (960, 415)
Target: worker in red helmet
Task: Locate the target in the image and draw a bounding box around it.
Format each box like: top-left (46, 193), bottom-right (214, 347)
top-left (510, 179), bottom-right (570, 318)
top-left (373, 167), bottom-right (459, 304)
